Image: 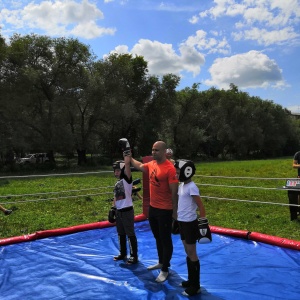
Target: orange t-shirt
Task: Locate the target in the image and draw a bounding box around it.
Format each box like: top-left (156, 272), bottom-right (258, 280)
top-left (144, 159), bottom-right (178, 210)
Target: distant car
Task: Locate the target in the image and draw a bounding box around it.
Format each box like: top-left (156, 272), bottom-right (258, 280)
top-left (17, 153), bottom-right (50, 164)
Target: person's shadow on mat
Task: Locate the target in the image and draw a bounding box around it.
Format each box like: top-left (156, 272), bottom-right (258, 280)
top-left (120, 262), bottom-right (223, 299)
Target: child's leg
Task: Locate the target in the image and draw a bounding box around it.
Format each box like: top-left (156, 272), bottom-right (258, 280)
top-left (114, 234), bottom-right (127, 260)
top-left (183, 241), bottom-right (198, 261)
top-left (182, 242), bottom-right (200, 296)
top-left (114, 211), bottom-right (127, 260)
top-left (127, 235), bottom-right (138, 264)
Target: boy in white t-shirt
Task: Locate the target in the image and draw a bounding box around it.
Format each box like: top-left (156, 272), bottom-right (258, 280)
top-left (174, 159), bottom-right (209, 296)
top-left (112, 154), bottom-right (138, 264)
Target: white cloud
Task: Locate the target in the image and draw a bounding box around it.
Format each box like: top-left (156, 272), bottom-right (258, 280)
top-left (287, 105), bottom-right (300, 114)
top-left (71, 21), bottom-right (116, 39)
top-left (205, 50), bottom-right (286, 90)
top-left (233, 26), bottom-right (299, 46)
top-left (114, 44), bottom-right (129, 53)
top-left (106, 29), bottom-right (232, 80)
top-left (108, 39), bottom-right (205, 77)
top-left (225, 2), bottom-right (245, 17)
top-left (184, 30), bottom-right (231, 55)
top-left (198, 0), bottom-right (300, 47)
top-left (157, 2), bottom-right (201, 12)
top-left (0, 0), bottom-right (115, 39)
top-left (0, 8), bottom-right (24, 29)
top-left (200, 0), bottom-right (300, 24)
top-left (189, 15), bottom-right (199, 24)
top-left (178, 44), bottom-right (205, 76)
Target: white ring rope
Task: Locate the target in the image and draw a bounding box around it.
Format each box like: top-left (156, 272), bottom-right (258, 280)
top-left (0, 172), bottom-right (116, 205)
top-left (197, 183), bottom-right (279, 190)
top-left (0, 186), bottom-right (114, 199)
top-left (2, 192), bottom-right (113, 205)
top-left (0, 170), bottom-right (112, 180)
top-left (0, 172), bottom-right (298, 208)
top-left (201, 195), bottom-right (300, 208)
top-left (195, 175), bottom-right (293, 180)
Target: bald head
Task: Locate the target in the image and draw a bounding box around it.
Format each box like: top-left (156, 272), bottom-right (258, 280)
top-left (152, 141), bottom-right (167, 163)
top-left (154, 141), bottom-right (166, 150)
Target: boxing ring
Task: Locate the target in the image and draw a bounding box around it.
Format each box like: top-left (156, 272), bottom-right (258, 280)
top-left (0, 217), bottom-right (300, 300)
top-left (1, 157), bottom-right (300, 299)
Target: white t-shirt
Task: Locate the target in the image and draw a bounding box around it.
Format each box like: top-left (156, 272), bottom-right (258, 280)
top-left (177, 181), bottom-right (200, 222)
top-left (114, 177), bottom-right (133, 210)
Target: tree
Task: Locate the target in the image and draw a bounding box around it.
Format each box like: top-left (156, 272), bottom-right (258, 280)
top-left (0, 34), bottom-right (94, 163)
top-left (139, 73), bottom-right (180, 155)
top-left (1, 32), bottom-right (299, 167)
top-left (170, 84), bottom-right (207, 158)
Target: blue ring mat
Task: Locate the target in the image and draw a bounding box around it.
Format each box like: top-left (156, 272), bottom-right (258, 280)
top-left (1, 221), bottom-right (300, 300)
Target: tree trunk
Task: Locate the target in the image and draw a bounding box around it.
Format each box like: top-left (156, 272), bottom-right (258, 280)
top-left (77, 149), bottom-right (87, 165)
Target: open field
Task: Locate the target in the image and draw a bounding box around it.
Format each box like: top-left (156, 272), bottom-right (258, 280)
top-left (0, 157), bottom-right (300, 241)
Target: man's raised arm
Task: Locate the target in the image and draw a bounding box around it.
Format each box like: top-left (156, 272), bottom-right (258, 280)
top-left (130, 157), bottom-right (145, 173)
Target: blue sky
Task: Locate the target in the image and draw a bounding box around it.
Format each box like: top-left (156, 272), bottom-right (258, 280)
top-left (1, 0), bottom-right (300, 112)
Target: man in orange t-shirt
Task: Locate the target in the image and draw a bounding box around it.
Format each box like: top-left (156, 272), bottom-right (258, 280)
top-left (130, 141), bottom-right (178, 283)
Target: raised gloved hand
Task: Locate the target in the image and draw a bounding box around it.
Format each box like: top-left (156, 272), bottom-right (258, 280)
top-left (118, 138), bottom-right (131, 156)
top-left (198, 217), bottom-right (212, 244)
top-left (108, 206), bottom-right (116, 223)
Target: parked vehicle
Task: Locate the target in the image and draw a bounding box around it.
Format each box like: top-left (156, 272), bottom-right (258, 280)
top-left (17, 153), bottom-right (50, 164)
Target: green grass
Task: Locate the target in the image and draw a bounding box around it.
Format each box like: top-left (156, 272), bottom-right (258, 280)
top-left (194, 157), bottom-right (300, 240)
top-left (0, 157), bottom-right (300, 241)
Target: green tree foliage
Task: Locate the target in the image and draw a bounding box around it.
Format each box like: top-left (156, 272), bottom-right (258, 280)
top-left (90, 53), bottom-right (153, 159)
top-left (140, 73), bottom-right (180, 155)
top-left (171, 84), bottom-right (207, 158)
top-left (0, 33), bottom-right (299, 167)
top-left (0, 34), bottom-right (94, 163)
top-left (193, 85), bottom-right (300, 159)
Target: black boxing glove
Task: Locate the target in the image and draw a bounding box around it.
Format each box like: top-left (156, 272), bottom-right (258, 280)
top-left (132, 187), bottom-right (141, 194)
top-left (171, 219), bottom-right (180, 234)
top-left (118, 138), bottom-right (131, 156)
top-left (198, 217), bottom-right (212, 244)
top-left (132, 178), bottom-right (141, 185)
top-left (108, 206), bottom-right (116, 223)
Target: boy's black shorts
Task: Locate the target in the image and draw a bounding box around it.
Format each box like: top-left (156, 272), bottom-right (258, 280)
top-left (178, 219), bottom-right (200, 244)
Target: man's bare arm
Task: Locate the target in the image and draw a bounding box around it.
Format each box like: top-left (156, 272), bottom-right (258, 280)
top-left (169, 182), bottom-right (178, 219)
top-left (130, 157), bottom-right (145, 173)
top-left (293, 159), bottom-right (300, 169)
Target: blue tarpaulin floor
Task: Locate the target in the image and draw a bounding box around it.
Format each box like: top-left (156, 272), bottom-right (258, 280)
top-left (1, 220), bottom-right (300, 300)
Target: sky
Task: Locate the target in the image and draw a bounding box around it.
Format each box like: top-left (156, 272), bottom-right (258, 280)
top-left (0, 0), bottom-right (300, 112)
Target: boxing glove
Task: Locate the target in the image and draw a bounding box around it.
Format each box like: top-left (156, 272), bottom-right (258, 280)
top-left (132, 187), bottom-right (141, 194)
top-left (198, 217), bottom-right (212, 244)
top-left (118, 138), bottom-right (131, 156)
top-left (132, 178), bottom-right (141, 185)
top-left (108, 206), bottom-right (116, 223)
top-left (171, 219), bottom-right (180, 234)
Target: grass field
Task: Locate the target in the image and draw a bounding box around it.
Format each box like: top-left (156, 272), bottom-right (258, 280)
top-left (0, 157), bottom-right (300, 241)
